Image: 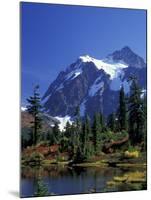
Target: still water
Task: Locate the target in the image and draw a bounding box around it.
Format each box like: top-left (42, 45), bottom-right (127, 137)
top-left (21, 165), bottom-right (145, 197)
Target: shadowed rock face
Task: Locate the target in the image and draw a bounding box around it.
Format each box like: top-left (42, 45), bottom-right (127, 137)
top-left (42, 47), bottom-right (146, 119)
top-left (108, 46), bottom-right (146, 68)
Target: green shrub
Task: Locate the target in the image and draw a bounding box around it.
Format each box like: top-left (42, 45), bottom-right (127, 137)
top-left (56, 154), bottom-right (68, 162)
top-left (124, 150), bottom-right (139, 158)
top-left (24, 152), bottom-right (44, 165)
top-left (102, 130), bottom-right (128, 143)
top-left (128, 145), bottom-right (139, 152)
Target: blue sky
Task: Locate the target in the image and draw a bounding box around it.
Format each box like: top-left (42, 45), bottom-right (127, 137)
top-left (21, 2), bottom-right (146, 105)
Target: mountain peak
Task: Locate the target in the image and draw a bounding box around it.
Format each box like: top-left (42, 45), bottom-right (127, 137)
top-left (43, 47), bottom-right (146, 119)
top-left (111, 46), bottom-right (136, 59)
top-left (121, 46), bottom-right (133, 53)
top-left (108, 46), bottom-right (146, 68)
top-left (79, 55), bottom-right (94, 62)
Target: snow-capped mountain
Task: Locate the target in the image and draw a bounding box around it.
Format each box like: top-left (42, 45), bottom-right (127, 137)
top-left (42, 46), bottom-right (146, 120)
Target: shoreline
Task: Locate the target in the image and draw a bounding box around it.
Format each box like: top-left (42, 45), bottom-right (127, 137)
top-left (22, 159), bottom-right (147, 168)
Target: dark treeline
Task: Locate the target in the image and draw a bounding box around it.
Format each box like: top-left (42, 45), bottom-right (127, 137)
top-left (22, 77), bottom-right (147, 163)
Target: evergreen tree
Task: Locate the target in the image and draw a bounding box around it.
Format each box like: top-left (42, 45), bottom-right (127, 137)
top-left (21, 127), bottom-right (33, 149)
top-left (92, 113), bottom-right (102, 154)
top-left (46, 129), bottom-right (56, 146)
top-left (64, 121), bottom-right (74, 154)
top-left (107, 112), bottom-right (116, 132)
top-left (26, 85), bottom-right (42, 146)
top-left (118, 86), bottom-right (127, 130)
top-left (73, 146), bottom-right (84, 163)
top-left (70, 122), bottom-right (77, 157)
top-left (52, 123), bottom-right (60, 144)
top-left (142, 94), bottom-right (147, 151)
top-left (128, 78), bottom-right (145, 145)
top-left (64, 121), bottom-right (71, 137)
top-left (59, 134), bottom-right (69, 152)
top-left (75, 106), bottom-right (82, 135)
top-left (82, 115), bottom-right (92, 159)
top-left (100, 112), bottom-right (105, 131)
top-left (73, 106), bottom-right (82, 158)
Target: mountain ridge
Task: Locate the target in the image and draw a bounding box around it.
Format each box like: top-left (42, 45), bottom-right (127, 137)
top-left (42, 46), bottom-right (146, 120)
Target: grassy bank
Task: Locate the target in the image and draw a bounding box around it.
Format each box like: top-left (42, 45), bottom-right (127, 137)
top-left (22, 150), bottom-right (147, 168)
top-left (107, 171), bottom-right (147, 191)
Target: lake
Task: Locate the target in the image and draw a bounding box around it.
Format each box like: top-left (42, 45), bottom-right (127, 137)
top-left (21, 165), bottom-right (146, 197)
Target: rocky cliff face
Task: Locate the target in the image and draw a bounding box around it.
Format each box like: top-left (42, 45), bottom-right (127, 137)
top-left (42, 47), bottom-right (146, 119)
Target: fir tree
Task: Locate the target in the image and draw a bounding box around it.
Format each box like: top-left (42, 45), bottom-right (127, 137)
top-left (64, 121), bottom-right (74, 153)
top-left (107, 112), bottom-right (116, 132)
top-left (100, 111), bottom-right (105, 131)
top-left (73, 106), bottom-right (82, 158)
top-left (119, 86), bottom-right (127, 130)
top-left (52, 123), bottom-right (60, 144)
top-left (128, 78), bottom-right (145, 145)
top-left (70, 122), bottom-right (77, 157)
top-left (92, 113), bottom-right (102, 154)
top-left (46, 129), bottom-right (56, 146)
top-left (64, 121), bottom-right (71, 137)
top-left (75, 106), bottom-right (82, 135)
top-left (26, 85), bottom-right (42, 146)
top-left (73, 146), bottom-right (84, 163)
top-left (142, 94), bottom-right (147, 151)
top-left (82, 115), bottom-right (92, 159)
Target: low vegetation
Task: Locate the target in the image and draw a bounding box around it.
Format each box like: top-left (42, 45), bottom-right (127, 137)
top-left (21, 78), bottom-right (147, 168)
top-left (107, 171), bottom-right (146, 191)
top-left (124, 150), bottom-right (139, 158)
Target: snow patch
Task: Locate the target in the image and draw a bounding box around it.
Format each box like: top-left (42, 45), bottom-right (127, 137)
top-left (73, 71), bottom-right (81, 78)
top-left (56, 83), bottom-right (64, 91)
top-left (89, 76), bottom-right (104, 96)
top-left (50, 124), bottom-right (55, 127)
top-left (54, 63), bottom-right (83, 93)
top-left (42, 94), bottom-right (51, 105)
top-left (65, 63), bottom-right (83, 81)
top-left (141, 89), bottom-right (146, 99)
top-left (55, 115), bottom-right (72, 131)
top-left (21, 106), bottom-right (27, 112)
top-left (79, 55), bottom-right (94, 62)
top-left (79, 55), bottom-right (128, 80)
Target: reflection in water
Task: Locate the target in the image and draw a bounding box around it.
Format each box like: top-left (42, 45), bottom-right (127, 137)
top-left (21, 165), bottom-right (146, 197)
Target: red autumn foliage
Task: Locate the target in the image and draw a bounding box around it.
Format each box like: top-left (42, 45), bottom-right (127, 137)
top-left (23, 144), bottom-right (59, 157)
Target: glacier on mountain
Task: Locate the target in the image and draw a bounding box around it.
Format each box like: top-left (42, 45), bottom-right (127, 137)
top-left (42, 47), bottom-right (146, 119)
top-left (79, 55), bottom-right (128, 79)
top-left (46, 54), bottom-right (129, 98)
